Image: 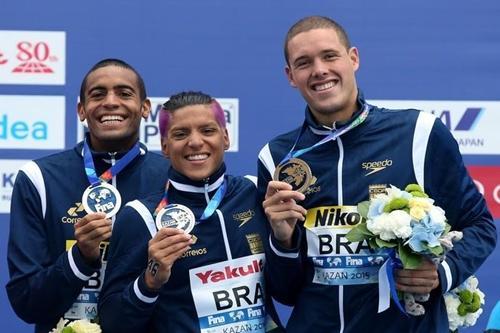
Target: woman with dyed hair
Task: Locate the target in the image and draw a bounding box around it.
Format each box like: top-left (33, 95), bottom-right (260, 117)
top-left (99, 91), bottom-right (282, 333)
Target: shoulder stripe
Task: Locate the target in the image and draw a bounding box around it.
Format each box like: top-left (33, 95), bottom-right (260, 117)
top-left (126, 200), bottom-right (157, 238)
top-left (244, 175), bottom-right (257, 187)
top-left (258, 144), bottom-right (276, 177)
top-left (412, 112), bottom-right (436, 188)
top-left (20, 161), bottom-right (46, 218)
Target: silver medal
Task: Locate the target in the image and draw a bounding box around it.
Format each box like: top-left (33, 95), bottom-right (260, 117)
top-left (82, 182), bottom-right (122, 218)
top-left (155, 204), bottom-right (196, 234)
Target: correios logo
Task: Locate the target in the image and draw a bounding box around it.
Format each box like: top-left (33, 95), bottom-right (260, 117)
top-left (0, 30), bottom-right (65, 85)
top-left (0, 95), bottom-right (65, 149)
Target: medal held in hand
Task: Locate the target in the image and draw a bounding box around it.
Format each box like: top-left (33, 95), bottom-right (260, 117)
top-left (82, 182), bottom-right (122, 218)
top-left (273, 158), bottom-right (313, 193)
top-left (155, 203), bottom-right (196, 234)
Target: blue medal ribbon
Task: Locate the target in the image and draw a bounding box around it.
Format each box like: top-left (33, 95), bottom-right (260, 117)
top-left (154, 179), bottom-right (227, 222)
top-left (83, 139), bottom-right (141, 186)
top-left (279, 104), bottom-right (370, 165)
top-left (378, 249), bottom-right (407, 315)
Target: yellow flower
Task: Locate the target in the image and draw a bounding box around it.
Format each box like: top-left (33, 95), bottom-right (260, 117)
top-left (408, 197), bottom-right (432, 211)
top-left (409, 206), bottom-right (426, 220)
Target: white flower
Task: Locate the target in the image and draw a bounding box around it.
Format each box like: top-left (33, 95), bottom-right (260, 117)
top-left (68, 320), bottom-right (102, 333)
top-left (49, 319), bottom-right (101, 333)
top-left (444, 276), bottom-right (485, 331)
top-left (367, 210), bottom-right (412, 241)
top-left (428, 205), bottom-right (446, 227)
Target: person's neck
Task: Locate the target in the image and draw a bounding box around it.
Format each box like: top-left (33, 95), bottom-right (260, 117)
top-left (312, 105), bottom-right (357, 127)
top-left (88, 138), bottom-right (137, 154)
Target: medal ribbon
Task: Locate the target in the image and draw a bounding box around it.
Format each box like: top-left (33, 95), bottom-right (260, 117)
top-left (83, 139), bottom-right (141, 186)
top-left (279, 104), bottom-right (370, 165)
top-left (154, 179), bottom-right (227, 222)
top-left (378, 249), bottom-right (407, 315)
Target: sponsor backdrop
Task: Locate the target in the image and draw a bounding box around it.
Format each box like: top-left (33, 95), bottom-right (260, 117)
top-left (1, 1), bottom-right (499, 332)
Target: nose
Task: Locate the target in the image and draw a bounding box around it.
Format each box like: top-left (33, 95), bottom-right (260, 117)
top-left (188, 131), bottom-right (204, 148)
top-left (103, 92), bottom-right (119, 108)
top-left (312, 59), bottom-right (328, 77)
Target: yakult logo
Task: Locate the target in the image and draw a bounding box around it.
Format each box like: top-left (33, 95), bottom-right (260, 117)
top-left (195, 259), bottom-right (263, 284)
top-left (0, 31), bottom-right (65, 85)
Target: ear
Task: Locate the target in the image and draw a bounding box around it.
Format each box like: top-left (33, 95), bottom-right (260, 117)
top-left (141, 98), bottom-right (152, 119)
top-left (161, 136), bottom-right (170, 158)
top-left (77, 102), bottom-right (86, 121)
top-left (348, 47), bottom-right (360, 72)
top-left (223, 128), bottom-right (230, 151)
top-left (285, 66), bottom-right (297, 88)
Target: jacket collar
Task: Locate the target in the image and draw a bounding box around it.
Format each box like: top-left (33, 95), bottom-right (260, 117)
top-left (167, 163), bottom-right (226, 193)
top-left (304, 90), bottom-right (367, 135)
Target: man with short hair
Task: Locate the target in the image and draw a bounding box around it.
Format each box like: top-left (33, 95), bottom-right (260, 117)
top-left (6, 58), bottom-right (169, 333)
top-left (258, 16), bottom-right (496, 332)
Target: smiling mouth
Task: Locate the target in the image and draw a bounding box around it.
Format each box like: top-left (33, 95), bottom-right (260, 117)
top-left (100, 115), bottom-right (124, 124)
top-left (186, 153), bottom-right (209, 161)
top-left (312, 80), bottom-right (338, 91)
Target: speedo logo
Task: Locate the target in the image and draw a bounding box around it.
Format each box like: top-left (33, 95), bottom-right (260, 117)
top-left (362, 159), bottom-right (393, 176)
top-left (233, 209), bottom-right (255, 227)
top-left (61, 202), bottom-right (85, 223)
top-left (195, 259), bottom-right (263, 284)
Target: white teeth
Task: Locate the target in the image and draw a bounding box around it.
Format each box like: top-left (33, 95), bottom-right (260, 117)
top-left (101, 115), bottom-right (124, 122)
top-left (187, 154), bottom-right (208, 161)
top-left (314, 81), bottom-right (335, 91)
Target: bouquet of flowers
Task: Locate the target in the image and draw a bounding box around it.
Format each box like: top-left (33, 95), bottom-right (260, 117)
top-left (346, 183), bottom-right (463, 315)
top-left (49, 318), bottom-right (102, 333)
top-left (444, 275), bottom-right (485, 332)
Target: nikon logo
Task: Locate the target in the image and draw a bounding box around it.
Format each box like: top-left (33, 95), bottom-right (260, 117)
top-left (362, 159), bottom-right (393, 176)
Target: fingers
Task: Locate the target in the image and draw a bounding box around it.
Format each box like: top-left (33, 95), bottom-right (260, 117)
top-left (74, 212), bottom-right (112, 242)
top-left (395, 261), bottom-right (439, 293)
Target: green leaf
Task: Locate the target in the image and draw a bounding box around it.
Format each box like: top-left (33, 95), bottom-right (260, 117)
top-left (62, 327), bottom-right (76, 333)
top-left (357, 201), bottom-right (370, 219)
top-left (398, 244), bottom-right (422, 269)
top-left (426, 244), bottom-right (444, 256)
top-left (369, 238), bottom-right (379, 249)
top-left (404, 184), bottom-right (423, 193)
top-left (444, 223), bottom-right (451, 234)
top-left (375, 237), bottom-right (397, 248)
top-left (346, 225), bottom-right (369, 242)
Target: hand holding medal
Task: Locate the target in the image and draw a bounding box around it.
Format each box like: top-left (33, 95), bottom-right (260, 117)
top-left (74, 212), bottom-right (112, 262)
top-left (145, 227), bottom-right (193, 289)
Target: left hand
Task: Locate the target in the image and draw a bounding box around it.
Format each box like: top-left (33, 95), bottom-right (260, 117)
top-left (395, 258), bottom-right (439, 294)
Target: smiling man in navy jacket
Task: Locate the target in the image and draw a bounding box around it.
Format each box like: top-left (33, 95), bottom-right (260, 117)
top-left (6, 58), bottom-right (168, 333)
top-left (257, 16), bottom-right (496, 332)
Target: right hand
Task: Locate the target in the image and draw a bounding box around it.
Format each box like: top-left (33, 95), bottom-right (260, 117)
top-left (74, 212), bottom-right (112, 263)
top-left (145, 227), bottom-right (193, 290)
top-left (263, 181), bottom-right (307, 249)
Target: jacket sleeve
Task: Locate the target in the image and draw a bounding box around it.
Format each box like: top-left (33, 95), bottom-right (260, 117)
top-left (424, 119), bottom-right (497, 293)
top-left (6, 169), bottom-right (99, 324)
top-left (257, 146), bottom-right (305, 305)
top-left (98, 204), bottom-right (158, 333)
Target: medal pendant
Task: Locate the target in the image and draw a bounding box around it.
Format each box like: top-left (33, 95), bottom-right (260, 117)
top-left (155, 204), bottom-right (196, 234)
top-left (82, 182), bottom-right (122, 218)
top-left (273, 158), bottom-right (313, 193)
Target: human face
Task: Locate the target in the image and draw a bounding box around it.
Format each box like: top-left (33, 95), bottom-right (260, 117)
top-left (161, 104), bottom-right (229, 181)
top-left (77, 65), bottom-right (151, 152)
top-left (286, 28), bottom-right (360, 125)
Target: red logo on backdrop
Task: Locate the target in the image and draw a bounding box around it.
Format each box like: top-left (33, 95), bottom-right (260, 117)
top-left (0, 51), bottom-right (8, 65)
top-left (467, 166), bottom-right (500, 219)
top-left (12, 41), bottom-right (57, 73)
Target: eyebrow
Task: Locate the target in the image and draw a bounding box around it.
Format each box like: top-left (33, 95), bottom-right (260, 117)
top-left (87, 84), bottom-right (136, 94)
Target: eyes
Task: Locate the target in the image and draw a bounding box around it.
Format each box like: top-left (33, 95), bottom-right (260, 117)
top-left (170, 127), bottom-right (219, 140)
top-left (293, 52), bottom-right (339, 69)
top-left (87, 88), bottom-right (136, 100)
